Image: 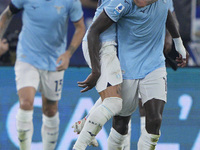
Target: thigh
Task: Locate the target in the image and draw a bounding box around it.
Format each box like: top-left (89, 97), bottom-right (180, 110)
top-left (118, 79), bottom-right (139, 116)
top-left (139, 67), bottom-right (167, 105)
top-left (144, 99), bottom-right (165, 118)
top-left (99, 84), bottom-right (121, 100)
top-left (96, 42), bottom-right (122, 92)
top-left (42, 95), bottom-right (58, 116)
top-left (39, 70), bottom-right (65, 101)
top-left (15, 61), bottom-right (40, 91)
top-left (83, 41), bottom-right (122, 93)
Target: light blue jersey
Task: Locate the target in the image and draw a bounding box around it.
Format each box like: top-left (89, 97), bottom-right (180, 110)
top-left (83, 0), bottom-right (116, 42)
top-left (105, 0), bottom-right (172, 79)
top-left (12, 0), bottom-right (83, 71)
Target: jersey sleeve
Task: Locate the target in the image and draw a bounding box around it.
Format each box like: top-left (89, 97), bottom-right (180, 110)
top-left (11, 0), bottom-right (25, 9)
top-left (104, 0), bottom-right (131, 22)
top-left (168, 0), bottom-right (174, 12)
top-left (69, 0), bottom-right (83, 22)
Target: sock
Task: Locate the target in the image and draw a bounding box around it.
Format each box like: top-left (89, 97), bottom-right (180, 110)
top-left (107, 128), bottom-right (127, 150)
top-left (16, 108), bottom-right (33, 150)
top-left (42, 112), bottom-right (60, 150)
top-left (137, 128), bottom-right (160, 150)
top-left (86, 97), bottom-right (102, 118)
top-left (122, 120), bottom-right (131, 150)
top-left (140, 116), bottom-right (145, 134)
top-left (73, 97), bottom-right (122, 150)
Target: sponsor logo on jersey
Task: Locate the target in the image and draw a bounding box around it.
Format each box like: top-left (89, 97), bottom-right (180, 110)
top-left (114, 3), bottom-right (125, 15)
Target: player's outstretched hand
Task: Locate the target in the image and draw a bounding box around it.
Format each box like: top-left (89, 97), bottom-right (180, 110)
top-left (78, 72), bottom-right (100, 93)
top-left (56, 51), bottom-right (71, 71)
top-left (175, 52), bottom-right (189, 68)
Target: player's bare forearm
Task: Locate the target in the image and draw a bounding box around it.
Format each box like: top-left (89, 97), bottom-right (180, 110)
top-left (87, 10), bottom-right (114, 75)
top-left (134, 0), bottom-right (158, 7)
top-left (0, 6), bottom-right (13, 39)
top-left (166, 10), bottom-right (180, 38)
top-left (67, 17), bottom-right (85, 57)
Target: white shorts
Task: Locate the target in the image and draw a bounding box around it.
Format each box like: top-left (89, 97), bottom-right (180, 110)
top-left (82, 41), bottom-right (123, 92)
top-left (118, 67), bottom-right (167, 116)
top-left (14, 61), bottom-right (65, 101)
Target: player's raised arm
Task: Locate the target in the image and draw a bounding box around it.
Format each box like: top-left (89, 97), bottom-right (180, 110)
top-left (134, 0), bottom-right (158, 7)
top-left (166, 10), bottom-right (189, 67)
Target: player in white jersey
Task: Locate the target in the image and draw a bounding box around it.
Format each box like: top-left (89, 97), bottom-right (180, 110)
top-left (74, 0), bottom-right (189, 150)
top-left (0, 0), bottom-right (85, 150)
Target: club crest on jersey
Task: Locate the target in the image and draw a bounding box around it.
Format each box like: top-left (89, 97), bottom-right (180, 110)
top-left (54, 6), bottom-right (64, 14)
top-left (114, 3), bottom-right (125, 15)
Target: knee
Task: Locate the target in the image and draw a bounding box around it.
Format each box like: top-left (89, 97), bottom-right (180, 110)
top-left (43, 101), bottom-right (58, 117)
top-left (113, 116), bottom-right (131, 135)
top-left (146, 115), bottom-right (162, 128)
top-left (43, 107), bottom-right (57, 117)
top-left (20, 98), bottom-right (34, 110)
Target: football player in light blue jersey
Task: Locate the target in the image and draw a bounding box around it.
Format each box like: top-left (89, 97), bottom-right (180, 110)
top-left (0, 0), bottom-right (85, 149)
top-left (138, 0), bottom-right (179, 137)
top-left (74, 0), bottom-right (189, 150)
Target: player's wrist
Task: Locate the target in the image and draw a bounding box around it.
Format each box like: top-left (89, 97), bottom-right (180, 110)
top-left (173, 37), bottom-right (186, 59)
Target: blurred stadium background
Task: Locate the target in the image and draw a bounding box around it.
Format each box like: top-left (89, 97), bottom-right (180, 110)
top-left (0, 0), bottom-right (200, 149)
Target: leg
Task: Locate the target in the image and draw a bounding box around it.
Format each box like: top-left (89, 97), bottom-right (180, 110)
top-left (138, 99), bottom-right (165, 150)
top-left (15, 61), bottom-right (40, 150)
top-left (72, 98), bottom-right (102, 147)
top-left (144, 99), bottom-right (165, 135)
top-left (108, 79), bottom-right (139, 150)
top-left (40, 70), bottom-right (64, 150)
top-left (73, 85), bottom-right (123, 150)
top-left (41, 96), bottom-right (59, 150)
top-left (73, 42), bottom-right (123, 150)
top-left (72, 97), bottom-right (102, 134)
top-left (137, 67), bottom-right (167, 150)
top-left (16, 87), bottom-right (35, 150)
top-left (107, 115), bottom-right (131, 150)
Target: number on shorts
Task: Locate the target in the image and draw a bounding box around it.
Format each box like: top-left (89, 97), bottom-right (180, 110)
top-left (55, 79), bottom-right (63, 92)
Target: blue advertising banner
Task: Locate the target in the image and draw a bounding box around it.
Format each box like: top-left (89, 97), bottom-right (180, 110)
top-left (0, 67), bottom-right (200, 150)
